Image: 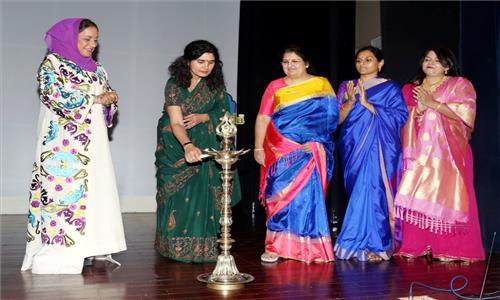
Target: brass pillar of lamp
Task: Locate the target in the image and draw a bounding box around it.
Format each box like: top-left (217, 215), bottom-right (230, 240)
top-left (197, 112), bottom-right (254, 290)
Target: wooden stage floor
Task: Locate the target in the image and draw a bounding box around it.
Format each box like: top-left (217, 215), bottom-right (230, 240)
top-left (1, 212), bottom-right (499, 299)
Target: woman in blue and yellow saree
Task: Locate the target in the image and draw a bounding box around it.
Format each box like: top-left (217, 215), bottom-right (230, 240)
top-left (334, 46), bottom-right (408, 262)
top-left (254, 45), bottom-right (338, 263)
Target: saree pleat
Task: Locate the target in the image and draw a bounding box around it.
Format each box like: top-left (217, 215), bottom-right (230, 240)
top-left (260, 77), bottom-right (338, 263)
top-left (334, 79), bottom-right (408, 261)
top-left (155, 78), bottom-right (241, 263)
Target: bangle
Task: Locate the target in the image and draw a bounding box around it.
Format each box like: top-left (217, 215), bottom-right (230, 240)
top-left (254, 148), bottom-right (264, 151)
top-left (182, 141), bottom-right (192, 147)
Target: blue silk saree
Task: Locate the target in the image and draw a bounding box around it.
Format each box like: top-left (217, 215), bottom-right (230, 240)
top-left (334, 78), bottom-right (407, 261)
top-left (259, 77), bottom-right (339, 263)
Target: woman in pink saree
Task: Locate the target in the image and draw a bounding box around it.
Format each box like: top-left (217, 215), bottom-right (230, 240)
top-left (394, 47), bottom-right (485, 261)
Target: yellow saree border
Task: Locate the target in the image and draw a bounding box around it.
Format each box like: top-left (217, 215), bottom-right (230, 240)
top-left (273, 77), bottom-right (335, 111)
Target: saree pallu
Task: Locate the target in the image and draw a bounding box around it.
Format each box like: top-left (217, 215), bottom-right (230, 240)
top-left (260, 77), bottom-right (339, 263)
top-left (334, 79), bottom-right (408, 261)
top-left (155, 78), bottom-right (241, 263)
top-left (395, 77), bottom-right (484, 261)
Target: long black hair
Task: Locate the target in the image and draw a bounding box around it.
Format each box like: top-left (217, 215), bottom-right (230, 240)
top-left (168, 40), bottom-right (225, 91)
top-left (413, 47), bottom-right (460, 85)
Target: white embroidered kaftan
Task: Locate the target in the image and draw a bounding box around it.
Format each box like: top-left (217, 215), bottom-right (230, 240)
top-left (21, 53), bottom-right (126, 274)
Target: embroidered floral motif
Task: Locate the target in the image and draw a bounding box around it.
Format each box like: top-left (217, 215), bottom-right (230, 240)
top-left (25, 53), bottom-right (111, 247)
top-left (167, 210), bottom-right (176, 231)
top-left (43, 121), bottom-right (59, 145)
top-left (157, 166), bottom-right (199, 204)
top-left (154, 234), bottom-right (218, 263)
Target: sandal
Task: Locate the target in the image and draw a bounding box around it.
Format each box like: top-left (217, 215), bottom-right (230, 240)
top-left (367, 252), bottom-right (383, 262)
top-left (83, 257), bottom-right (94, 267)
top-left (260, 252), bottom-right (279, 263)
top-left (95, 254), bottom-right (122, 267)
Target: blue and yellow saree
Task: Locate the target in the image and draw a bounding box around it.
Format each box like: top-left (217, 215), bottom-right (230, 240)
top-left (259, 77), bottom-right (338, 263)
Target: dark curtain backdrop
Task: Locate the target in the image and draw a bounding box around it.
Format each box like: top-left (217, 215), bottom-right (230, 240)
top-left (460, 2), bottom-right (500, 252)
top-left (380, 1), bottom-right (460, 83)
top-left (235, 1), bottom-right (356, 228)
top-left (237, 0), bottom-right (499, 251)
top-left (381, 1), bottom-right (500, 251)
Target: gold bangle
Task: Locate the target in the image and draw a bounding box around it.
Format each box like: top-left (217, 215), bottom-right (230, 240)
top-left (254, 148), bottom-right (264, 151)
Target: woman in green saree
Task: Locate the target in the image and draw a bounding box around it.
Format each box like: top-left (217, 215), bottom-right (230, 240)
top-left (155, 40), bottom-right (240, 263)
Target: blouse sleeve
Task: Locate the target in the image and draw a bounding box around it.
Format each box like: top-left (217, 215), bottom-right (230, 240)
top-left (98, 65), bottom-right (118, 127)
top-left (163, 78), bottom-right (183, 109)
top-left (257, 81), bottom-right (276, 117)
top-left (336, 81), bottom-right (348, 106)
top-left (401, 83), bottom-right (417, 107)
top-left (37, 54), bottom-right (95, 123)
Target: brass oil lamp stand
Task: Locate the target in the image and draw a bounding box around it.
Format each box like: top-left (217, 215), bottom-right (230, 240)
top-left (197, 112), bottom-right (254, 290)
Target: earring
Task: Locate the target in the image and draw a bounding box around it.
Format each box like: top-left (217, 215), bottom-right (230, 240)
top-left (445, 69), bottom-right (448, 75)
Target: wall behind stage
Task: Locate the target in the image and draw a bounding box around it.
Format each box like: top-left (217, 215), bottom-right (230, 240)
top-left (0, 0), bottom-right (240, 214)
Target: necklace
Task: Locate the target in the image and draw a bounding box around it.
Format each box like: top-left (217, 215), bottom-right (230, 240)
top-left (423, 76), bottom-right (447, 92)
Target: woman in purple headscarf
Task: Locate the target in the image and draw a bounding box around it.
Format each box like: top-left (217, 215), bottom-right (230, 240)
top-left (21, 18), bottom-right (127, 274)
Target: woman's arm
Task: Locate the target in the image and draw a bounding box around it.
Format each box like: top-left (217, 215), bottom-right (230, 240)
top-left (38, 55), bottom-right (117, 123)
top-left (183, 113), bottom-right (209, 129)
top-left (254, 114), bottom-right (270, 166)
top-left (358, 81), bottom-right (376, 114)
top-left (167, 106), bottom-right (202, 163)
top-left (38, 55), bottom-right (94, 122)
top-left (338, 81), bottom-right (357, 124)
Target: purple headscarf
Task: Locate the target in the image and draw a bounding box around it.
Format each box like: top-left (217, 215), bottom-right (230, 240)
top-left (44, 18), bottom-right (97, 72)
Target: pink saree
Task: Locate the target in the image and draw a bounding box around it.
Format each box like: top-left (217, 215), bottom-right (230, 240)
top-left (394, 76), bottom-right (485, 261)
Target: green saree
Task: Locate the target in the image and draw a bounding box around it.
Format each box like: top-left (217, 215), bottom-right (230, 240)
top-left (155, 78), bottom-right (241, 263)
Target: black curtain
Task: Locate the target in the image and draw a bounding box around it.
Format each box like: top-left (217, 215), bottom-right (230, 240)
top-left (460, 1), bottom-right (500, 252)
top-left (381, 1), bottom-right (500, 251)
top-left (236, 1), bottom-right (356, 224)
top-left (380, 1), bottom-right (460, 83)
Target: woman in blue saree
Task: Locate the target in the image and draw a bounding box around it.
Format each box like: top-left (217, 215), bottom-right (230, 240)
top-left (334, 46), bottom-right (408, 262)
top-left (254, 45), bottom-right (339, 263)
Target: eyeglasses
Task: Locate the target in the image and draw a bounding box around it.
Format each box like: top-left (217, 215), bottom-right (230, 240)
top-left (281, 60), bottom-right (303, 66)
